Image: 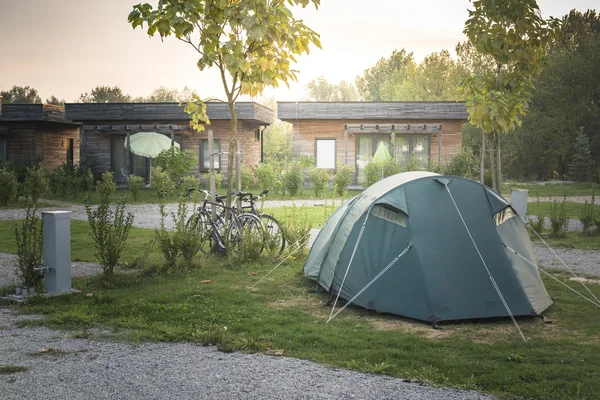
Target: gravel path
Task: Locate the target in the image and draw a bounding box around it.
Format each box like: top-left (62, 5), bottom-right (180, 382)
top-left (0, 309), bottom-right (493, 400)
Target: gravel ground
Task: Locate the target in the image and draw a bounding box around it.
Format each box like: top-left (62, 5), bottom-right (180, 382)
top-left (0, 309), bottom-right (493, 400)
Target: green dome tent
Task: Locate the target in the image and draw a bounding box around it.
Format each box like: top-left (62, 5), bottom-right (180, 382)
top-left (305, 171), bottom-right (552, 324)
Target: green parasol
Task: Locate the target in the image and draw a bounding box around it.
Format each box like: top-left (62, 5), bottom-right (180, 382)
top-left (125, 132), bottom-right (180, 158)
top-left (372, 142), bottom-right (392, 163)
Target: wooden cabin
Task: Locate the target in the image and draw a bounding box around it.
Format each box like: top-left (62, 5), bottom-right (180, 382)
top-left (65, 102), bottom-right (273, 182)
top-left (278, 101), bottom-right (468, 185)
top-left (0, 102), bottom-right (81, 170)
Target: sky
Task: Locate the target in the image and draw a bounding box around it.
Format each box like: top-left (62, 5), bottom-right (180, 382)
top-left (0, 0), bottom-right (597, 103)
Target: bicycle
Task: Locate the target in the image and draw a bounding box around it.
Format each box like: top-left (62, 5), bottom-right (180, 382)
top-left (229, 189), bottom-right (286, 256)
top-left (187, 189), bottom-right (265, 255)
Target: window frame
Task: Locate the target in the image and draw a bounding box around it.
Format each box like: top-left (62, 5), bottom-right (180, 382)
top-left (199, 138), bottom-right (222, 171)
top-left (314, 137), bottom-right (337, 170)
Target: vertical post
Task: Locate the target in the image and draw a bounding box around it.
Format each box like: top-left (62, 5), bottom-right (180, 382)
top-left (480, 132), bottom-right (486, 185)
top-left (126, 132), bottom-right (131, 176)
top-left (80, 128), bottom-right (87, 166)
top-left (236, 150), bottom-right (242, 210)
top-left (42, 211), bottom-right (72, 293)
top-left (171, 131), bottom-right (175, 156)
top-left (208, 130), bottom-right (216, 220)
top-left (438, 129), bottom-right (442, 163)
top-left (344, 126), bottom-right (348, 165)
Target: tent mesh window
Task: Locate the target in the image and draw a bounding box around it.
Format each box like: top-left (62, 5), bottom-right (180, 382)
top-left (371, 204), bottom-right (407, 227)
top-left (494, 206), bottom-right (517, 226)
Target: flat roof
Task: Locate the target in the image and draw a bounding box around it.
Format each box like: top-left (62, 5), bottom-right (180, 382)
top-left (65, 102), bottom-right (274, 125)
top-left (277, 101), bottom-right (468, 121)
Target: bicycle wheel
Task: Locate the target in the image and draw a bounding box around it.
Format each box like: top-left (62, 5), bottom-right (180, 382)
top-left (259, 214), bottom-right (285, 256)
top-left (188, 212), bottom-right (220, 254)
top-left (229, 213), bottom-right (265, 256)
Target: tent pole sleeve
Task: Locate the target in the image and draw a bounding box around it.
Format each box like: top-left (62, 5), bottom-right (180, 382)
top-left (327, 244), bottom-right (412, 323)
top-left (503, 243), bottom-right (600, 308)
top-left (521, 216), bottom-right (600, 304)
top-left (445, 185), bottom-right (528, 343)
top-left (328, 211), bottom-right (371, 322)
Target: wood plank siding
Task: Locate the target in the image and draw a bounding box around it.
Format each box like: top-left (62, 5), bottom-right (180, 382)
top-left (65, 102), bottom-right (273, 180)
top-left (278, 102), bottom-right (468, 184)
top-left (0, 105), bottom-right (81, 170)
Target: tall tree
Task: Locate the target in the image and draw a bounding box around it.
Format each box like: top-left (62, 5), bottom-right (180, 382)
top-left (1, 85), bottom-right (42, 103)
top-left (305, 76), bottom-right (358, 101)
top-left (45, 95), bottom-right (65, 106)
top-left (355, 49), bottom-right (415, 101)
top-left (462, 0), bottom-right (557, 192)
top-left (503, 10), bottom-right (600, 180)
top-left (79, 86), bottom-right (132, 103)
top-left (129, 0), bottom-right (321, 207)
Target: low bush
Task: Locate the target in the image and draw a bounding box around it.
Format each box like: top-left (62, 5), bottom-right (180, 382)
top-left (443, 148), bottom-right (479, 178)
top-left (549, 196), bottom-right (568, 237)
top-left (154, 147), bottom-right (197, 183)
top-left (127, 175), bottom-right (145, 201)
top-left (14, 206), bottom-right (44, 289)
top-left (280, 205), bottom-right (312, 254)
top-left (0, 168), bottom-right (18, 206)
top-left (151, 167), bottom-right (175, 204)
top-left (309, 168), bottom-right (331, 198)
top-left (22, 166), bottom-right (48, 206)
top-left (282, 162), bottom-right (303, 197)
top-left (333, 164), bottom-right (353, 198)
top-left (254, 163), bottom-right (278, 191)
top-left (48, 162), bottom-right (95, 199)
top-left (85, 172), bottom-right (134, 275)
top-left (240, 166), bottom-right (257, 190)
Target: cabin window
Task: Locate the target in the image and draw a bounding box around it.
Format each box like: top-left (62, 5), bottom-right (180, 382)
top-left (200, 138), bottom-right (221, 170)
top-left (0, 138), bottom-right (6, 160)
top-left (315, 139), bottom-right (336, 169)
top-left (371, 204), bottom-right (407, 227)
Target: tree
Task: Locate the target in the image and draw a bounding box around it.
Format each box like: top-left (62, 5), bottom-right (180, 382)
top-left (461, 0), bottom-right (557, 193)
top-left (79, 86), bottom-right (132, 103)
top-left (305, 76), bottom-right (358, 101)
top-left (1, 85), bottom-right (42, 103)
top-left (355, 49), bottom-right (415, 101)
top-left (45, 95), bottom-right (65, 106)
top-left (129, 0), bottom-right (321, 208)
top-left (501, 10), bottom-right (600, 181)
top-left (135, 86), bottom-right (200, 102)
top-left (569, 127), bottom-right (594, 182)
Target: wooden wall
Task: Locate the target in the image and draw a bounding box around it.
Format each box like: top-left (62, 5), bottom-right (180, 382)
top-left (291, 119), bottom-right (464, 167)
top-left (82, 119), bottom-right (262, 179)
top-left (0, 122), bottom-right (80, 171)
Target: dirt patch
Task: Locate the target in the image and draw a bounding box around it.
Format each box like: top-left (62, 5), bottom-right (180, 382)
top-left (366, 315), bottom-right (453, 339)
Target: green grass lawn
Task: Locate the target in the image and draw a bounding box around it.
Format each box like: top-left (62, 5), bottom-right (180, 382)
top-left (528, 201), bottom-right (600, 220)
top-left (1, 256), bottom-right (599, 399)
top-left (1, 219), bottom-right (600, 398)
top-left (503, 182), bottom-right (597, 197)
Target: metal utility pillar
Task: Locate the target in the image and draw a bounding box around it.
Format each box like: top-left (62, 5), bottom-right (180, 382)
top-left (511, 189), bottom-right (529, 219)
top-left (42, 211), bottom-right (72, 293)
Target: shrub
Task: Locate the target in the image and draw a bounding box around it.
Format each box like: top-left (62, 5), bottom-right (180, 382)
top-left (254, 163), bottom-right (278, 192)
top-left (282, 162), bottom-right (303, 197)
top-left (22, 166), bottom-right (48, 207)
top-left (364, 161), bottom-right (383, 188)
top-left (309, 167), bottom-right (331, 198)
top-left (240, 166), bottom-right (256, 190)
top-left (154, 147), bottom-right (197, 183)
top-left (549, 196), bottom-right (568, 237)
top-left (528, 194), bottom-right (545, 233)
top-left (280, 205), bottom-right (312, 254)
top-left (14, 206), bottom-right (44, 289)
top-left (569, 127), bottom-right (594, 182)
top-left (0, 168), bottom-right (18, 206)
top-left (48, 162), bottom-right (95, 199)
top-left (404, 155), bottom-right (423, 172)
top-left (85, 172), bottom-right (134, 275)
top-left (443, 148), bottom-right (479, 178)
top-left (151, 167), bottom-right (175, 204)
top-left (334, 164), bottom-right (353, 198)
top-left (127, 175), bottom-right (145, 201)
top-left (181, 175), bottom-right (201, 193)
top-left (580, 201), bottom-right (595, 233)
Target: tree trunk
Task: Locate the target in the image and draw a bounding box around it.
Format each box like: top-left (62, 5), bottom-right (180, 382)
top-left (227, 101), bottom-right (238, 214)
top-left (480, 130), bottom-right (486, 185)
top-left (496, 131), bottom-right (502, 194)
top-left (489, 131), bottom-right (500, 193)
